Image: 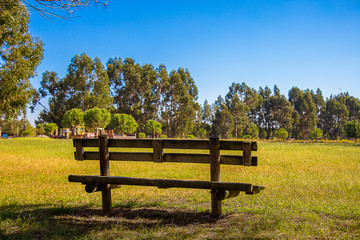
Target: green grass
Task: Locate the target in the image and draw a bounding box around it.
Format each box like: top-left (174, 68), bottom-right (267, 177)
top-left (0, 138), bottom-right (359, 239)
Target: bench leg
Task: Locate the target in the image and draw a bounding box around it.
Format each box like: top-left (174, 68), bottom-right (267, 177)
top-left (211, 189), bottom-right (222, 217)
top-left (99, 135), bottom-right (112, 215)
top-left (102, 185), bottom-right (112, 215)
top-left (210, 137), bottom-right (222, 217)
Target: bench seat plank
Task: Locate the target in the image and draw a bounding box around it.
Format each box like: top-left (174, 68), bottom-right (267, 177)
top-left (68, 175), bottom-right (264, 192)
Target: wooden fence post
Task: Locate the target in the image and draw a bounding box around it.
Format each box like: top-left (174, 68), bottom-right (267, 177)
top-left (210, 137), bottom-right (221, 217)
top-left (99, 134), bottom-right (112, 215)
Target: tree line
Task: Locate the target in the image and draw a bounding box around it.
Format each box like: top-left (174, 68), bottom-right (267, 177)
top-left (34, 53), bottom-right (360, 140)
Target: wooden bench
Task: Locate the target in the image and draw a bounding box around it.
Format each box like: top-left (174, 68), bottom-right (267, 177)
top-left (68, 135), bottom-right (265, 217)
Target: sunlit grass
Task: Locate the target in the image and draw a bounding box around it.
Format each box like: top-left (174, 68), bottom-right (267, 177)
top-left (0, 138), bottom-right (359, 239)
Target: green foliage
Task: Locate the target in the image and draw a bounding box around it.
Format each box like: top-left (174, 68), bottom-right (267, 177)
top-left (145, 120), bottom-right (162, 138)
top-left (38, 54), bottom-right (113, 127)
top-left (259, 128), bottom-right (267, 139)
top-left (36, 124), bottom-right (45, 135)
top-left (160, 134), bottom-right (167, 138)
top-left (137, 132), bottom-right (146, 138)
top-left (108, 114), bottom-right (138, 134)
top-left (61, 109), bottom-right (84, 128)
top-left (44, 123), bottom-right (58, 135)
top-left (310, 128), bottom-right (323, 141)
top-left (83, 108), bottom-right (111, 130)
top-left (243, 135), bottom-right (252, 139)
top-left (275, 128), bottom-right (289, 140)
top-left (195, 127), bottom-right (207, 139)
top-left (344, 120), bottom-right (360, 142)
top-left (22, 129), bottom-right (35, 137)
top-left (0, 0), bottom-right (43, 118)
top-left (187, 134), bottom-right (196, 139)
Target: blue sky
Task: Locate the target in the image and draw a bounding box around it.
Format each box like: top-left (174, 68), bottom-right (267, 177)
top-left (28, 0), bottom-right (360, 124)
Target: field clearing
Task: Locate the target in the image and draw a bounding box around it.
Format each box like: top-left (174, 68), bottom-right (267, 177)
top-left (0, 138), bottom-right (359, 239)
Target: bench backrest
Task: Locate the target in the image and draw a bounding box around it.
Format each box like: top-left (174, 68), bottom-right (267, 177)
top-left (73, 137), bottom-right (258, 166)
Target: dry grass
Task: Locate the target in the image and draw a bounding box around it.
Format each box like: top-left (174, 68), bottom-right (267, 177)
top-left (0, 138), bottom-right (359, 239)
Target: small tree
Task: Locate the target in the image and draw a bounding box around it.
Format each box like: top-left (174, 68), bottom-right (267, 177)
top-left (83, 108), bottom-right (111, 131)
top-left (145, 120), bottom-right (162, 138)
top-left (44, 123), bottom-right (58, 135)
top-left (62, 109), bottom-right (84, 135)
top-left (36, 124), bottom-right (45, 135)
top-left (310, 128), bottom-right (323, 141)
top-left (259, 128), bottom-right (267, 139)
top-left (344, 120), bottom-right (360, 142)
top-left (108, 114), bottom-right (138, 135)
top-left (275, 128), bottom-right (288, 141)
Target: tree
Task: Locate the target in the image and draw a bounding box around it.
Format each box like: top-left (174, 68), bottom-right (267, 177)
top-left (83, 108), bottom-right (111, 131)
top-left (44, 123), bottom-right (58, 135)
top-left (21, 0), bottom-right (108, 19)
top-left (108, 113), bottom-right (137, 135)
top-left (61, 109), bottom-right (84, 135)
top-left (211, 96), bottom-right (234, 139)
top-left (37, 54), bottom-right (113, 126)
top-left (344, 120), bottom-right (360, 142)
top-left (310, 128), bottom-right (323, 141)
top-left (161, 68), bottom-right (198, 138)
top-left (288, 88), bottom-right (317, 139)
top-left (275, 128), bottom-right (288, 141)
top-left (323, 95), bottom-right (349, 139)
top-left (0, 0), bottom-right (43, 136)
top-left (145, 120), bottom-right (162, 138)
top-left (36, 124), bottom-right (45, 135)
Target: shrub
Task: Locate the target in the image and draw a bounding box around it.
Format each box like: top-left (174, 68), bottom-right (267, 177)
top-left (44, 123), bottom-right (58, 135)
top-left (187, 134), bottom-right (196, 139)
top-left (275, 128), bottom-right (288, 141)
top-left (137, 133), bottom-right (146, 138)
top-left (243, 135), bottom-right (252, 139)
top-left (160, 135), bottom-right (167, 138)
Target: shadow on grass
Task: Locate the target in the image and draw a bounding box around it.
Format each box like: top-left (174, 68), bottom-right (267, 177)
top-left (0, 204), bottom-right (228, 239)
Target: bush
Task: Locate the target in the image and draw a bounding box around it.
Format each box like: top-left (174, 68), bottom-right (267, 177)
top-left (243, 135), bottom-right (252, 139)
top-left (22, 129), bottom-right (35, 137)
top-left (160, 135), bottom-right (167, 138)
top-left (275, 128), bottom-right (288, 141)
top-left (187, 134), bottom-right (196, 139)
top-left (137, 133), bottom-right (146, 138)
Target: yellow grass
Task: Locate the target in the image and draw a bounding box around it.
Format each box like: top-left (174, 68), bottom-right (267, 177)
top-left (0, 138), bottom-right (359, 239)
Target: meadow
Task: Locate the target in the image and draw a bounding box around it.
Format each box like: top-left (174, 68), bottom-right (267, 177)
top-left (0, 137), bottom-right (359, 239)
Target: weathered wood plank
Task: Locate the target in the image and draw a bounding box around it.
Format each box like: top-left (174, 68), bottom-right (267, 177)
top-left (78, 152), bottom-right (258, 166)
top-left (108, 139), bottom-right (153, 148)
top-left (162, 139), bottom-right (209, 149)
top-left (68, 175), bottom-right (253, 192)
top-left (219, 140), bottom-right (256, 151)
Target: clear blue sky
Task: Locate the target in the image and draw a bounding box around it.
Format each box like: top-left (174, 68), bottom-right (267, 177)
top-left (28, 0), bottom-right (360, 124)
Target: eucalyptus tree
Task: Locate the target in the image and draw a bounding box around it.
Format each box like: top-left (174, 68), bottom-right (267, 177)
top-left (0, 0), bottom-right (43, 135)
top-left (211, 96), bottom-right (234, 139)
top-left (37, 54), bottom-right (113, 126)
top-left (323, 95), bottom-right (349, 139)
top-left (161, 68), bottom-right (198, 138)
top-left (225, 82), bottom-right (258, 138)
top-left (288, 87), bottom-right (317, 139)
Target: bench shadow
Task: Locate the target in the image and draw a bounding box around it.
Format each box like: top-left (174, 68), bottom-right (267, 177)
top-left (0, 204), bottom-right (226, 239)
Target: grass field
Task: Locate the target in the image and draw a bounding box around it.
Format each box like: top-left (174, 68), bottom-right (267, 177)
top-left (0, 138), bottom-right (359, 239)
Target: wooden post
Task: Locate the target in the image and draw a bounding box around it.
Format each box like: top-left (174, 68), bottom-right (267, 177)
top-left (152, 140), bottom-right (164, 163)
top-left (243, 142), bottom-right (252, 166)
top-left (99, 134), bottom-right (112, 215)
top-left (210, 137), bottom-right (221, 217)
